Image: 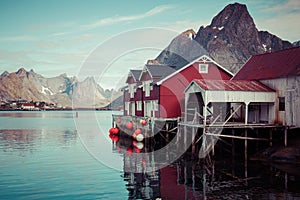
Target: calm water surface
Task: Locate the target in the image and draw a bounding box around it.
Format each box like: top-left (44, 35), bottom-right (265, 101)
top-left (0, 111), bottom-right (299, 200)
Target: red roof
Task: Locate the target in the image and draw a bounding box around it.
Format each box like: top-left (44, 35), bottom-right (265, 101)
top-left (22, 103), bottom-right (35, 106)
top-left (233, 46), bottom-right (300, 80)
top-left (192, 79), bottom-right (274, 92)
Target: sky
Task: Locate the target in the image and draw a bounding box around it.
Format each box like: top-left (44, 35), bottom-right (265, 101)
top-left (0, 0), bottom-right (299, 89)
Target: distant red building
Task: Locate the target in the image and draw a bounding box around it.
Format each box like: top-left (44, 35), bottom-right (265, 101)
top-left (21, 103), bottom-right (35, 110)
top-left (124, 55), bottom-right (233, 118)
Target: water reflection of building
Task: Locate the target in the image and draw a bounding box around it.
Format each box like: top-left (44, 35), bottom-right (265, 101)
top-left (113, 136), bottom-right (207, 199)
top-left (112, 135), bottom-right (300, 199)
top-left (116, 137), bottom-right (161, 199)
top-left (123, 153), bottom-right (161, 200)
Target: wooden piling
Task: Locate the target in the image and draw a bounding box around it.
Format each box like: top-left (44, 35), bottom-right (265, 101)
top-left (244, 129), bottom-right (248, 162)
top-left (269, 128), bottom-right (273, 147)
top-left (284, 126), bottom-right (288, 147)
top-left (244, 129), bottom-right (248, 186)
top-left (232, 129), bottom-right (235, 160)
top-left (192, 127), bottom-right (196, 154)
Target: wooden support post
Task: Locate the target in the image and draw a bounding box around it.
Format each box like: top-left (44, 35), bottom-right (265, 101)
top-left (255, 129), bottom-right (259, 151)
top-left (245, 102), bottom-right (249, 125)
top-left (201, 133), bottom-right (206, 158)
top-left (202, 97), bottom-right (208, 158)
top-left (269, 128), bottom-right (273, 147)
top-left (244, 129), bottom-right (248, 185)
top-left (285, 172), bottom-right (288, 190)
top-left (184, 125), bottom-right (187, 151)
top-left (192, 127), bottom-right (195, 155)
top-left (244, 129), bottom-right (248, 162)
top-left (284, 127), bottom-right (288, 147)
top-left (211, 137), bottom-right (215, 157)
top-left (232, 129), bottom-right (235, 159)
top-left (166, 123), bottom-right (169, 143)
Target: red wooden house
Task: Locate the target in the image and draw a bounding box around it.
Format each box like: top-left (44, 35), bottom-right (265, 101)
top-left (124, 69), bottom-right (143, 116)
top-left (124, 55), bottom-right (233, 118)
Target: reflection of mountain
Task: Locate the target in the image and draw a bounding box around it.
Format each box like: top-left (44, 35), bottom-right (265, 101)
top-left (0, 129), bottom-right (77, 154)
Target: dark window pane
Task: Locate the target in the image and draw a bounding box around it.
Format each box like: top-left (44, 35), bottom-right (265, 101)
top-left (279, 97), bottom-right (285, 111)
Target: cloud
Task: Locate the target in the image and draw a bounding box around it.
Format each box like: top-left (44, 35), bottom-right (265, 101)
top-left (0, 36), bottom-right (36, 42)
top-left (254, 0), bottom-right (300, 41)
top-left (84, 5), bottom-right (174, 29)
top-left (51, 32), bottom-right (73, 37)
top-left (162, 19), bottom-right (211, 33)
top-left (264, 0), bottom-right (300, 12)
top-left (256, 11), bottom-right (300, 41)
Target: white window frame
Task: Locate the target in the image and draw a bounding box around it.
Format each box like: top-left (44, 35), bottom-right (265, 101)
top-left (143, 81), bottom-right (151, 97)
top-left (129, 83), bottom-right (136, 98)
top-left (125, 102), bottom-right (130, 113)
top-left (130, 102), bottom-right (135, 116)
top-left (199, 63), bottom-right (208, 73)
top-left (136, 101), bottom-right (142, 111)
top-left (152, 100), bottom-right (158, 111)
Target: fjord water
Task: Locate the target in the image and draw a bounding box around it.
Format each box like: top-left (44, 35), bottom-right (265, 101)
top-left (0, 111), bottom-right (127, 200)
top-left (0, 111), bottom-right (300, 200)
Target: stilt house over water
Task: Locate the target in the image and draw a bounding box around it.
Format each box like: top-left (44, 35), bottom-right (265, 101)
top-left (233, 46), bottom-right (300, 128)
top-left (123, 55), bottom-right (233, 119)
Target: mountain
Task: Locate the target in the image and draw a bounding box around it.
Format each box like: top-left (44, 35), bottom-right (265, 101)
top-left (153, 3), bottom-right (295, 73)
top-left (0, 68), bottom-right (114, 108)
top-left (154, 29), bottom-right (208, 69)
top-left (293, 41), bottom-right (300, 47)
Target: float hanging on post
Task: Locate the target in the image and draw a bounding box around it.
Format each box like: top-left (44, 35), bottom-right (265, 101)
top-left (126, 121), bottom-right (133, 129)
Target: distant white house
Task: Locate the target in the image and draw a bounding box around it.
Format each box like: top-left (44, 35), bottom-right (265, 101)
top-left (21, 103), bottom-right (35, 110)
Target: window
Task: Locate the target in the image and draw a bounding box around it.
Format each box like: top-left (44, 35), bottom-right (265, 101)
top-left (125, 102), bottom-right (130, 113)
top-left (143, 81), bottom-right (151, 97)
top-left (152, 100), bottom-right (159, 111)
top-left (129, 84), bottom-right (135, 98)
top-left (199, 64), bottom-right (208, 73)
top-left (279, 97), bottom-right (285, 111)
top-left (137, 101), bottom-right (142, 111)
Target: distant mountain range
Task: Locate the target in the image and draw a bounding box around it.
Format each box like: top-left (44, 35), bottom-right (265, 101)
top-left (151, 3), bottom-right (298, 73)
top-left (0, 68), bottom-right (118, 108)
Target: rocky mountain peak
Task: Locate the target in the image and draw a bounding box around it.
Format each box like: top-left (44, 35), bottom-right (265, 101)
top-left (0, 71), bottom-right (9, 77)
top-left (59, 73), bottom-right (67, 77)
top-left (293, 41), bottom-right (300, 47)
top-left (210, 3), bottom-right (254, 30)
top-left (16, 67), bottom-right (27, 76)
top-left (181, 29), bottom-right (196, 39)
top-left (0, 69), bottom-right (115, 108)
top-left (153, 3), bottom-right (294, 74)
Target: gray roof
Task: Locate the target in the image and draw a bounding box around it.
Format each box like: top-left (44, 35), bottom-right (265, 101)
top-left (145, 65), bottom-right (176, 82)
top-left (130, 70), bottom-right (142, 81)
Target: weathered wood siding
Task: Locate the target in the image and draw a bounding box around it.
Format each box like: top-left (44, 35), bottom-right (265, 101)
top-left (261, 76), bottom-right (300, 127)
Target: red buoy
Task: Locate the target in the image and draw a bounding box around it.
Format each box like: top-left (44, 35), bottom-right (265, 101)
top-left (109, 127), bottom-right (114, 134)
top-left (135, 128), bottom-right (142, 135)
top-left (135, 147), bottom-right (142, 153)
top-left (117, 117), bottom-right (122, 124)
top-left (140, 119), bottom-right (147, 126)
top-left (126, 121), bottom-right (133, 129)
top-left (112, 127), bottom-right (119, 134)
top-left (126, 147), bottom-right (133, 155)
top-left (111, 135), bottom-right (119, 142)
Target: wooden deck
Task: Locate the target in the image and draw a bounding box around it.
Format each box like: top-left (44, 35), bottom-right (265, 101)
top-left (178, 121), bottom-right (281, 129)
